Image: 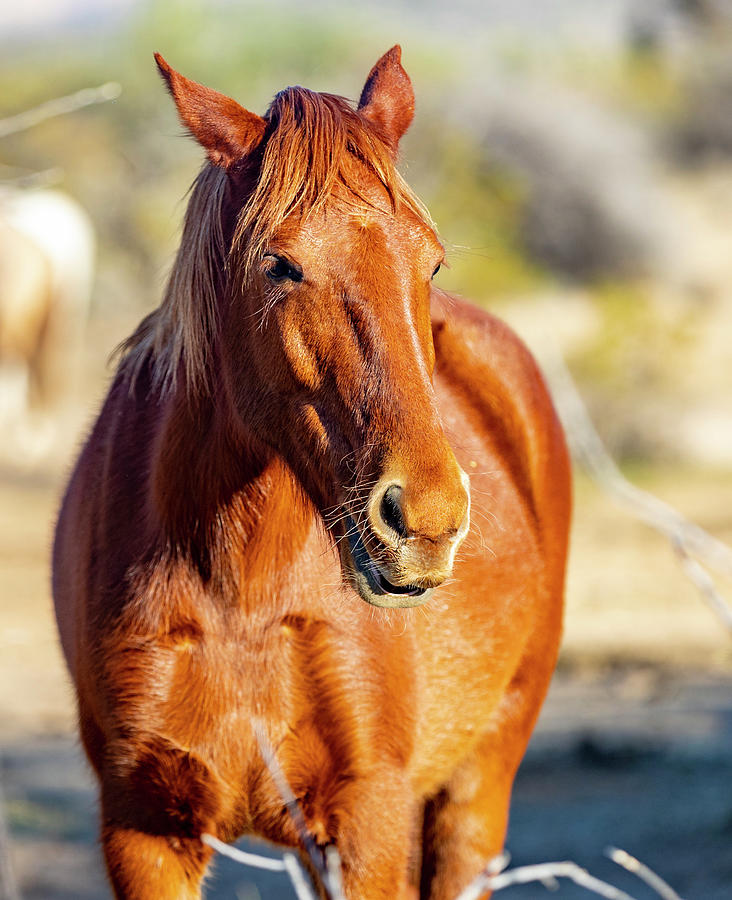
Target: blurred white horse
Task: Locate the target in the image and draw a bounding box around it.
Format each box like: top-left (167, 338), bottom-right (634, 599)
top-left (0, 186), bottom-right (95, 462)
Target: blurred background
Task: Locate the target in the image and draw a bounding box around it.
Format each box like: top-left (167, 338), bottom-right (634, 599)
top-left (1, 1), bottom-right (731, 898)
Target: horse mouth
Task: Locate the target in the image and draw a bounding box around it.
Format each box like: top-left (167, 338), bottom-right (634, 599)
top-left (342, 515), bottom-right (433, 608)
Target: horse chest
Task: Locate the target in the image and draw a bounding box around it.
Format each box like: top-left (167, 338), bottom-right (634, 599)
top-left (107, 602), bottom-right (418, 836)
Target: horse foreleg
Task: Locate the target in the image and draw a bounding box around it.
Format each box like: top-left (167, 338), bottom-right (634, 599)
top-left (102, 825), bottom-right (212, 900)
top-left (326, 771), bottom-right (419, 900)
top-left (98, 737), bottom-right (221, 899)
top-left (419, 618), bottom-right (562, 900)
top-left (339, 841), bottom-right (416, 900)
top-left (419, 732), bottom-right (515, 900)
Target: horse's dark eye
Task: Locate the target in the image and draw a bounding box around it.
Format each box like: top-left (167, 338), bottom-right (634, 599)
top-left (265, 256), bottom-right (303, 283)
top-left (432, 264), bottom-right (441, 279)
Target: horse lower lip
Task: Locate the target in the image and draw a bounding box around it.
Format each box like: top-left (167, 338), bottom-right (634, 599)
top-left (344, 516), bottom-right (425, 597)
top-left (372, 568), bottom-right (425, 596)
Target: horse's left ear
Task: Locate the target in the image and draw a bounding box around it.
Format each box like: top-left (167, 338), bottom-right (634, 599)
top-left (358, 45), bottom-right (415, 154)
top-left (155, 53), bottom-right (266, 169)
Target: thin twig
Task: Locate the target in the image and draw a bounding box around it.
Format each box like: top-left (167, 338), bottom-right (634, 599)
top-left (201, 831), bottom-right (682, 900)
top-left (673, 539), bottom-right (732, 631)
top-left (540, 337), bottom-right (732, 632)
top-left (251, 721), bottom-right (323, 876)
top-left (201, 833), bottom-right (317, 900)
top-left (282, 853), bottom-right (319, 900)
top-left (0, 83), bottom-right (121, 138)
top-left (325, 845), bottom-right (345, 899)
top-left (0, 166), bottom-right (64, 189)
top-left (455, 858), bottom-right (641, 900)
top-left (607, 847), bottom-right (685, 900)
top-left (200, 833), bottom-right (287, 873)
top-left (252, 718), bottom-right (346, 900)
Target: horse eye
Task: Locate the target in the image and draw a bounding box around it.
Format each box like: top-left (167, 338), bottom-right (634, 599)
top-left (431, 264), bottom-right (441, 279)
top-left (265, 256), bottom-right (303, 283)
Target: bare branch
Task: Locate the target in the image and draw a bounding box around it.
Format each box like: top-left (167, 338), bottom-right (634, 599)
top-left (200, 833), bottom-right (287, 873)
top-left (0, 165), bottom-right (64, 188)
top-left (673, 539), bottom-right (732, 631)
top-left (282, 853), bottom-right (320, 900)
top-left (201, 831), bottom-right (684, 900)
top-left (540, 337), bottom-right (732, 633)
top-left (325, 845), bottom-right (345, 899)
top-left (455, 857), bottom-right (641, 900)
top-left (252, 718), bottom-right (346, 900)
top-left (0, 83), bottom-right (121, 138)
top-left (607, 847), bottom-right (685, 900)
top-left (201, 833), bottom-right (317, 900)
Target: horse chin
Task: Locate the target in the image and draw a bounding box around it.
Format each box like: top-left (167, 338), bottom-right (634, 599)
top-left (338, 515), bottom-right (435, 609)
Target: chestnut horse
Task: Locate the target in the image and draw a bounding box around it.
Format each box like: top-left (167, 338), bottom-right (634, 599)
top-left (53, 48), bottom-right (570, 900)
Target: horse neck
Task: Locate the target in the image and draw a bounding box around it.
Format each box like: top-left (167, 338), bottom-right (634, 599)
top-left (150, 371), bottom-right (318, 586)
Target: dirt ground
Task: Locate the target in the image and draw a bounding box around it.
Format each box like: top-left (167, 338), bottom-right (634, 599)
top-left (1, 463), bottom-right (731, 899)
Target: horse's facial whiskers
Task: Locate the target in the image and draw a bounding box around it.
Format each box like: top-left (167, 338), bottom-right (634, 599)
top-left (312, 450), bottom-right (474, 609)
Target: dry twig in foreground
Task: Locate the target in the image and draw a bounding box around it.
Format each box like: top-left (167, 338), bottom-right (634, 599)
top-left (201, 833), bottom-right (691, 900)
top-left (201, 728), bottom-right (687, 900)
top-left (607, 847), bottom-right (685, 900)
top-left (251, 718), bottom-right (346, 900)
top-left (454, 851), bottom-right (641, 900)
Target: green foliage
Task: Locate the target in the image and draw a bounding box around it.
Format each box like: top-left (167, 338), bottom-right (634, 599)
top-left (568, 281), bottom-right (704, 461)
top-left (405, 125), bottom-right (548, 300)
top-left (617, 49), bottom-right (683, 119)
top-left (574, 280), bottom-right (697, 390)
top-left (546, 45), bottom-right (683, 123)
top-left (0, 7), bottom-right (702, 328)
top-left (0, 5), bottom-right (551, 313)
top-left (572, 282), bottom-right (658, 386)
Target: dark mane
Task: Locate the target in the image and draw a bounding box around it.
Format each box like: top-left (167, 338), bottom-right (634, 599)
top-left (118, 87), bottom-right (430, 395)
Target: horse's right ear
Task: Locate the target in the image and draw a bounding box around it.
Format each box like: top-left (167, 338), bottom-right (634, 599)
top-left (155, 54), bottom-right (266, 169)
top-left (358, 45), bottom-right (414, 155)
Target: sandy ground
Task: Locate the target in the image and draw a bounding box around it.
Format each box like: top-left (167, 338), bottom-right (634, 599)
top-left (1, 462), bottom-right (731, 898)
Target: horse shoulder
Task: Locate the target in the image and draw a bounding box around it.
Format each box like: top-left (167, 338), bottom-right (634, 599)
top-left (431, 292), bottom-right (571, 587)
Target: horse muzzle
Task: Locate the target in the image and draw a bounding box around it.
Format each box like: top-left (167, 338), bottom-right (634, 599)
top-left (341, 514), bottom-right (436, 608)
top-left (335, 451), bottom-right (471, 607)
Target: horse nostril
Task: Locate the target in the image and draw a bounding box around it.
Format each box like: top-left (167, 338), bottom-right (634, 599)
top-left (380, 484), bottom-right (408, 538)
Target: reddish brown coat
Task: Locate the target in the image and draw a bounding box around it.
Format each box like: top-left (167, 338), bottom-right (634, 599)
top-left (53, 47), bottom-right (571, 900)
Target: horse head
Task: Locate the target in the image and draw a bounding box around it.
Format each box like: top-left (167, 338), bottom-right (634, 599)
top-left (156, 48), bottom-right (470, 607)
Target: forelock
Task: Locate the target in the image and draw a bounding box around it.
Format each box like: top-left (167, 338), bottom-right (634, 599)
top-left (231, 87), bottom-right (429, 275)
